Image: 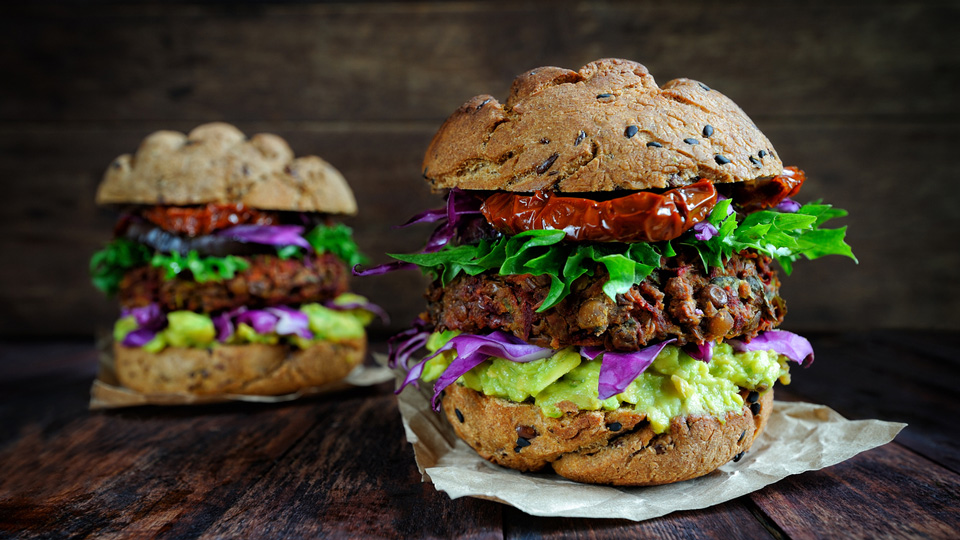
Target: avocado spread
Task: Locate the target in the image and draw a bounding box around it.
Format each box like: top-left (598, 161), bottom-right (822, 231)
top-left (421, 331), bottom-right (791, 433)
top-left (114, 293), bottom-right (373, 352)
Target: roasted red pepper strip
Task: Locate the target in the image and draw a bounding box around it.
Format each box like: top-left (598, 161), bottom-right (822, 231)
top-left (481, 179), bottom-right (718, 243)
top-left (732, 166), bottom-right (805, 213)
top-left (140, 203), bottom-right (279, 236)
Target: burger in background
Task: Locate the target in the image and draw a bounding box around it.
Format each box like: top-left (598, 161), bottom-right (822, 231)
top-left (91, 122), bottom-right (382, 396)
top-left (366, 59), bottom-right (856, 485)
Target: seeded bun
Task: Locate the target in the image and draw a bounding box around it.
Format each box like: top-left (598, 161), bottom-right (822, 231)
top-left (440, 382), bottom-right (772, 486)
top-left (422, 58), bottom-right (783, 193)
top-left (113, 338), bottom-right (365, 396)
top-left (96, 122), bottom-right (358, 215)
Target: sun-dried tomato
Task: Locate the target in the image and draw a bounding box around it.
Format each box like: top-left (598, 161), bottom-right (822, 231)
top-left (140, 203), bottom-right (279, 236)
top-left (480, 180), bottom-right (718, 243)
top-left (732, 167), bottom-right (805, 213)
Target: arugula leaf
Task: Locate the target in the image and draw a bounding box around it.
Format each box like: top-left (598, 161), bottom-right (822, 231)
top-left (304, 223), bottom-right (369, 268)
top-left (90, 239), bottom-right (152, 295)
top-left (151, 251), bottom-right (250, 283)
top-left (681, 200), bottom-right (856, 275)
top-left (389, 199), bottom-right (855, 311)
top-left (391, 230), bottom-right (661, 312)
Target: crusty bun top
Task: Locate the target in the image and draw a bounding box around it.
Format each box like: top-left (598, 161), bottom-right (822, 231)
top-left (422, 58), bottom-right (783, 192)
top-left (96, 122), bottom-right (358, 215)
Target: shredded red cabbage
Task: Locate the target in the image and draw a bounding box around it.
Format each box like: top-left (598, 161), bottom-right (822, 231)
top-left (396, 330), bottom-right (554, 409)
top-left (387, 319), bottom-right (430, 369)
top-left (353, 188), bottom-right (484, 277)
top-left (120, 303), bottom-right (167, 347)
top-left (121, 303), bottom-right (166, 331)
top-left (323, 299), bottom-right (390, 324)
top-left (692, 221), bottom-right (718, 241)
top-left (215, 225), bottom-right (312, 250)
top-left (582, 340), bottom-right (676, 400)
top-left (730, 330), bottom-right (814, 366)
top-left (122, 328), bottom-right (159, 347)
top-left (214, 305), bottom-right (314, 342)
top-left (684, 341), bottom-right (714, 363)
top-left (265, 306), bottom-right (313, 339)
top-left (775, 198), bottom-right (801, 213)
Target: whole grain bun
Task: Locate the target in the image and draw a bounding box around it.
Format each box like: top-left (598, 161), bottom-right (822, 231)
top-left (114, 338), bottom-right (365, 396)
top-left (97, 122), bottom-right (358, 215)
top-left (423, 58), bottom-right (783, 193)
top-left (440, 382), bottom-right (772, 486)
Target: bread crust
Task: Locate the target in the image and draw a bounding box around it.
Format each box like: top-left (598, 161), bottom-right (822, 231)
top-left (114, 338), bottom-right (365, 396)
top-left (96, 122), bottom-right (358, 215)
top-left (423, 58), bottom-right (783, 192)
top-left (440, 382), bottom-right (772, 486)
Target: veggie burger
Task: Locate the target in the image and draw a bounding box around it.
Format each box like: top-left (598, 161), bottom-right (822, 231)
top-left (368, 59), bottom-right (855, 485)
top-left (92, 122), bottom-right (380, 396)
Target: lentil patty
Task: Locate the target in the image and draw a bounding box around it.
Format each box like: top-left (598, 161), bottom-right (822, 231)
top-left (424, 249), bottom-right (785, 351)
top-left (119, 253), bottom-right (349, 314)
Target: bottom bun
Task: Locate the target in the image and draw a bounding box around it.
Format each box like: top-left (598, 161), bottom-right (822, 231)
top-left (114, 338), bottom-right (365, 396)
top-left (440, 383), bottom-right (772, 486)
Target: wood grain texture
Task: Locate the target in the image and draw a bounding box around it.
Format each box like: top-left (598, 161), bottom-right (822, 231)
top-left (1, 1), bottom-right (958, 338)
top-left (1, 333), bottom-right (959, 538)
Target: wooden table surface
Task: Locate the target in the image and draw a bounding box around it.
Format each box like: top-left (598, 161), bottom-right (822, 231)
top-left (1, 331), bottom-right (958, 538)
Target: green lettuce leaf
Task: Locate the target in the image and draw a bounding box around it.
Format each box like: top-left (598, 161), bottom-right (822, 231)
top-left (150, 251), bottom-right (250, 283)
top-left (90, 238), bottom-right (152, 295)
top-left (304, 223), bottom-right (369, 268)
top-left (389, 200), bottom-right (855, 311)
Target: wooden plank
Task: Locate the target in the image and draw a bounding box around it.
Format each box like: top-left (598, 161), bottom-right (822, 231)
top-left (197, 393), bottom-right (503, 539)
top-left (502, 501), bottom-right (778, 539)
top-left (750, 442), bottom-right (960, 539)
top-left (0, 2), bottom-right (956, 123)
top-left (790, 333), bottom-right (960, 475)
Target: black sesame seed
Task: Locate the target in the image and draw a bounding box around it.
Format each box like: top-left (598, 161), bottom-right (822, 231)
top-left (536, 152), bottom-right (560, 175)
top-left (703, 125), bottom-right (714, 138)
top-left (714, 154), bottom-right (731, 165)
top-left (422, 167), bottom-right (429, 178)
top-left (646, 141), bottom-right (662, 148)
top-left (607, 422), bottom-right (623, 432)
top-left (625, 125), bottom-right (639, 138)
top-left (698, 82), bottom-right (712, 92)
top-left (683, 138), bottom-right (699, 145)
top-left (747, 391), bottom-right (760, 403)
top-left (514, 446), bottom-right (523, 453)
top-left (738, 430), bottom-right (746, 443)
top-left (574, 130), bottom-right (586, 146)
top-left (455, 408), bottom-right (464, 423)
top-left (476, 98), bottom-right (492, 111)
top-left (516, 436), bottom-right (531, 448)
top-left (597, 93), bottom-right (613, 99)
top-left (758, 150), bottom-right (767, 158)
top-left (749, 156), bottom-right (760, 166)
top-left (540, 137), bottom-right (550, 144)
top-left (733, 451), bottom-right (745, 463)
top-left (750, 402), bottom-right (761, 415)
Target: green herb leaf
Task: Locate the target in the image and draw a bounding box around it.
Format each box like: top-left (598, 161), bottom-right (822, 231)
top-left (89, 239), bottom-right (152, 295)
top-left (389, 199), bottom-right (855, 311)
top-left (304, 223), bottom-right (369, 268)
top-left (150, 251), bottom-right (251, 283)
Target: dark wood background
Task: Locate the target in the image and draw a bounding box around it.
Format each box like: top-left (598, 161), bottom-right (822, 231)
top-left (2, 0), bottom-right (959, 341)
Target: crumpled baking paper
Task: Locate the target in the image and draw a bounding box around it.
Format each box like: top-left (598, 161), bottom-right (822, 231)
top-left (396, 374), bottom-right (906, 521)
top-left (89, 345), bottom-right (393, 409)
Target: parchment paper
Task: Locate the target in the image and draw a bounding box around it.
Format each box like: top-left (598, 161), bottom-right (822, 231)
top-left (89, 344), bottom-right (393, 409)
top-left (396, 374), bottom-right (906, 521)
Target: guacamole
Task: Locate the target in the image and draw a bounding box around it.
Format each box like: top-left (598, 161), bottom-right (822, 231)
top-left (421, 331), bottom-right (790, 433)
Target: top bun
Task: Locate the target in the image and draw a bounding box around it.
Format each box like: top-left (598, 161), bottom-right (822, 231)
top-left (96, 122), bottom-right (358, 215)
top-left (423, 58), bottom-right (783, 192)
